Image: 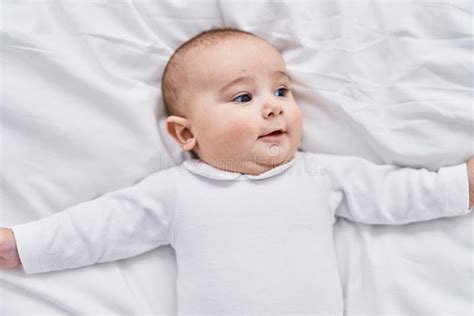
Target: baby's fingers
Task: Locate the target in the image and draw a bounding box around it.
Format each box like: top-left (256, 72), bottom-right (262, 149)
top-left (0, 256), bottom-right (20, 269)
top-left (0, 228), bottom-right (21, 269)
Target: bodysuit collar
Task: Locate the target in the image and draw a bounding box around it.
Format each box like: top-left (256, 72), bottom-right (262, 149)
top-left (180, 152), bottom-right (299, 181)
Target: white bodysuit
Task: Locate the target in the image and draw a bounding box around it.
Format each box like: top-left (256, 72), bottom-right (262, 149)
top-left (12, 151), bottom-right (470, 315)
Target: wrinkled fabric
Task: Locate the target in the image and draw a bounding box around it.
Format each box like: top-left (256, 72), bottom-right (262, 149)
top-left (1, 0), bottom-right (472, 315)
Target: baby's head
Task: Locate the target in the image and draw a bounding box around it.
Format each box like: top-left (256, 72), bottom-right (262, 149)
top-left (162, 28), bottom-right (302, 175)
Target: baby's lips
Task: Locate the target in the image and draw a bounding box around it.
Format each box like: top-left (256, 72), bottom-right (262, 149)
top-left (258, 128), bottom-right (286, 138)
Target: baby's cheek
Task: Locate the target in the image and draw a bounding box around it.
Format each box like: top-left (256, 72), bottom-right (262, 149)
top-left (217, 119), bottom-right (254, 144)
top-left (291, 105), bottom-right (303, 130)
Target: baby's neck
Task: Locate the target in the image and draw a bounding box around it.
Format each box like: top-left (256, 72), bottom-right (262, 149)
top-left (199, 154), bottom-right (296, 176)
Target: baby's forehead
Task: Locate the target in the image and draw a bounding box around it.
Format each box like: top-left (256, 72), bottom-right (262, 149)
top-left (182, 36), bottom-right (286, 85)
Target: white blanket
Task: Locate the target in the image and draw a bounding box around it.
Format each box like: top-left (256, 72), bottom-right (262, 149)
top-left (1, 1), bottom-right (472, 315)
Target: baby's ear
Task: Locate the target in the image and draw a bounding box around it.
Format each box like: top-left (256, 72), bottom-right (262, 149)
top-left (166, 116), bottom-right (196, 151)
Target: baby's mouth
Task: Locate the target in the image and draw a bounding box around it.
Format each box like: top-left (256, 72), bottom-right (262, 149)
top-left (258, 129), bottom-right (287, 141)
top-left (259, 128), bottom-right (286, 137)
top-left (265, 131), bottom-right (283, 136)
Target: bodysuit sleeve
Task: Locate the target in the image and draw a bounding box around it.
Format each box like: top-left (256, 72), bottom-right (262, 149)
top-left (311, 153), bottom-right (471, 225)
top-left (10, 167), bottom-right (177, 274)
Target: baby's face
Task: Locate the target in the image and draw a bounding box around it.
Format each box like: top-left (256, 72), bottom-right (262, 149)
top-left (172, 35), bottom-right (302, 175)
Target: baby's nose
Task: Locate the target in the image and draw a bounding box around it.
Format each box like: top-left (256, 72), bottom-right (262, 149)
top-left (263, 102), bottom-right (284, 118)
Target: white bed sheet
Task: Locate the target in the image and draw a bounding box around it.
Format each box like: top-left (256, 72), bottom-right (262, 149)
top-left (1, 0), bottom-right (472, 315)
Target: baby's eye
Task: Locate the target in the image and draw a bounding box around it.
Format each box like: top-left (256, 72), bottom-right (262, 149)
top-left (274, 87), bottom-right (289, 97)
top-left (233, 93), bottom-right (252, 103)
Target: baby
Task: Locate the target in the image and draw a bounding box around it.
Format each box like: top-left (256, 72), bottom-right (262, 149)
top-left (1, 28), bottom-right (473, 315)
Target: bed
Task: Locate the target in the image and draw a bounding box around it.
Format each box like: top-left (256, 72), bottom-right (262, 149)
top-left (1, 0), bottom-right (472, 314)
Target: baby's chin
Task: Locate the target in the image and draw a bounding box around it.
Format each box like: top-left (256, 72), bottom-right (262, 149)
top-left (199, 141), bottom-right (297, 175)
top-left (244, 145), bottom-right (296, 174)
top-left (262, 139), bottom-right (296, 159)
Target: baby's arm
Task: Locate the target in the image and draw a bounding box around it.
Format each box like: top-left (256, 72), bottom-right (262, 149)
top-left (314, 154), bottom-right (472, 225)
top-left (0, 168), bottom-right (177, 274)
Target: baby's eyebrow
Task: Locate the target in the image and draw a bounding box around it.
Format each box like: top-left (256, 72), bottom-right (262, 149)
top-left (218, 76), bottom-right (254, 94)
top-left (273, 70), bottom-right (291, 82)
top-left (218, 71), bottom-right (291, 94)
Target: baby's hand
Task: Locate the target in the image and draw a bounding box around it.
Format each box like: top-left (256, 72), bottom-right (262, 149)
top-left (468, 158), bottom-right (474, 208)
top-left (0, 227), bottom-right (21, 269)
